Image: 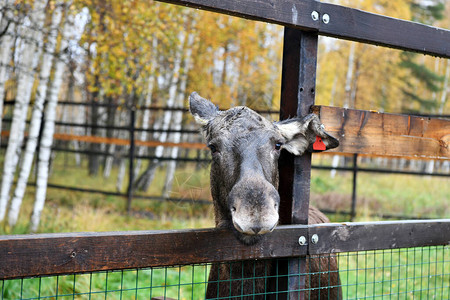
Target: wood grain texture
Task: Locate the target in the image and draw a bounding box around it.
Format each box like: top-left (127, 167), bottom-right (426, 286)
top-left (277, 28), bottom-right (319, 300)
top-left (2, 220), bottom-right (448, 280)
top-left (308, 220), bottom-right (450, 254)
top-left (156, 0), bottom-right (450, 58)
top-left (0, 226), bottom-right (307, 280)
top-left (313, 106), bottom-right (450, 159)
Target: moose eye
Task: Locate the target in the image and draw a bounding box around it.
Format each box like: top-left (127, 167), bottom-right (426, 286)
top-left (208, 144), bottom-right (218, 154)
top-left (275, 142), bottom-right (283, 151)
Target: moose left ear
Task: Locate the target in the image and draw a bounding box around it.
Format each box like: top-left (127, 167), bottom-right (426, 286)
top-left (275, 114), bottom-right (339, 156)
top-left (189, 92), bottom-right (219, 125)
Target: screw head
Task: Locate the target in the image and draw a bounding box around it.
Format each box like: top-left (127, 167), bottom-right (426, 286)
top-left (322, 13), bottom-right (330, 24)
top-left (311, 11), bottom-right (319, 21)
top-left (311, 234), bottom-right (319, 244)
top-left (298, 236), bottom-right (307, 246)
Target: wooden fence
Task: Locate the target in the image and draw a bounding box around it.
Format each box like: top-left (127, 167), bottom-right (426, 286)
top-left (1, 0), bottom-right (449, 299)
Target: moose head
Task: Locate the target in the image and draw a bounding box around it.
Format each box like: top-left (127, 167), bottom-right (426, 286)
top-left (190, 92), bottom-right (339, 244)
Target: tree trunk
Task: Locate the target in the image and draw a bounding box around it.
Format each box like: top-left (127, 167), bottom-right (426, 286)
top-left (0, 0), bottom-right (47, 222)
top-left (134, 38), bottom-right (158, 180)
top-left (133, 117), bottom-right (162, 191)
top-left (438, 60), bottom-right (449, 114)
top-left (114, 109), bottom-right (129, 191)
top-left (139, 30), bottom-right (186, 191)
top-left (103, 96), bottom-right (117, 178)
top-left (88, 94), bottom-right (101, 175)
top-left (8, 1), bottom-right (64, 227)
top-left (31, 9), bottom-right (74, 232)
top-left (0, 0), bottom-right (15, 147)
top-left (163, 28), bottom-right (195, 197)
top-left (343, 43), bottom-right (355, 108)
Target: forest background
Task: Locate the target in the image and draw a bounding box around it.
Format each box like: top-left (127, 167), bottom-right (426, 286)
top-left (0, 0), bottom-right (448, 232)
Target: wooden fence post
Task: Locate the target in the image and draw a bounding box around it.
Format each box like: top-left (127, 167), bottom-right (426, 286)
top-left (351, 154), bottom-right (358, 221)
top-left (276, 27), bottom-right (318, 299)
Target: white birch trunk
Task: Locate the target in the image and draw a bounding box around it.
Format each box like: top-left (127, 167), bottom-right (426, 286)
top-left (30, 10), bottom-right (74, 232)
top-left (0, 0), bottom-right (15, 147)
top-left (330, 155), bottom-right (340, 178)
top-left (143, 30), bottom-right (186, 190)
top-left (114, 109), bottom-right (129, 190)
top-left (438, 60), bottom-right (449, 114)
top-left (0, 0), bottom-right (5, 25)
top-left (0, 0), bottom-right (47, 221)
top-left (134, 38), bottom-right (158, 180)
top-left (103, 143), bottom-right (115, 178)
top-left (163, 30), bottom-right (195, 197)
top-left (72, 105), bottom-right (82, 166)
top-left (116, 158), bottom-right (127, 191)
top-left (343, 43), bottom-right (355, 108)
top-left (0, 0), bottom-right (14, 33)
top-left (425, 160), bottom-right (435, 175)
top-left (104, 108), bottom-right (122, 179)
top-left (8, 2), bottom-right (64, 227)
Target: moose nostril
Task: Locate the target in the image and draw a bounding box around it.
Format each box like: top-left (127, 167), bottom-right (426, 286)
top-left (251, 227), bottom-right (262, 234)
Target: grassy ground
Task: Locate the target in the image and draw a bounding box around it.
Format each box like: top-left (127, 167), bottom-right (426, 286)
top-left (1, 153), bottom-right (449, 299)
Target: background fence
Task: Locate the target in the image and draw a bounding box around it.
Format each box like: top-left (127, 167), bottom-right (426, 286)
top-left (1, 100), bottom-right (449, 220)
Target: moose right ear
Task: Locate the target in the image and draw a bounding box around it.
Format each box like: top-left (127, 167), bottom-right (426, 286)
top-left (189, 92), bottom-right (219, 125)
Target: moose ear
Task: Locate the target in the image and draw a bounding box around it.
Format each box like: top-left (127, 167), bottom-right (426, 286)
top-left (275, 114), bottom-right (339, 156)
top-left (189, 92), bottom-right (219, 125)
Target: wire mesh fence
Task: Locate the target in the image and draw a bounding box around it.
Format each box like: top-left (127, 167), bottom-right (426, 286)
top-left (1, 245), bottom-right (448, 299)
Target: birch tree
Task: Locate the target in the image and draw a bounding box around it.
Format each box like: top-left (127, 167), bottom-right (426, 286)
top-left (0, 0), bottom-right (16, 147)
top-left (133, 38), bottom-right (158, 179)
top-left (138, 27), bottom-right (186, 192)
top-left (31, 9), bottom-right (75, 232)
top-left (0, 0), bottom-right (48, 222)
top-left (162, 29), bottom-right (196, 197)
top-left (438, 60), bottom-right (449, 114)
top-left (8, 1), bottom-right (65, 227)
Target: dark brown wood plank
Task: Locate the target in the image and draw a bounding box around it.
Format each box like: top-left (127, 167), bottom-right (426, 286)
top-left (156, 0), bottom-right (450, 58)
top-left (313, 106), bottom-right (450, 159)
top-left (278, 28), bottom-right (318, 300)
top-left (308, 220), bottom-right (450, 254)
top-left (2, 221), bottom-right (449, 280)
top-left (0, 226), bottom-right (307, 280)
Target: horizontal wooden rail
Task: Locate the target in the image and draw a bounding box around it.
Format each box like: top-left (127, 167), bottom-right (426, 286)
top-left (0, 131), bottom-right (207, 150)
top-left (1, 220), bottom-right (449, 280)
top-left (309, 219), bottom-right (450, 254)
top-left (157, 0), bottom-right (450, 58)
top-left (314, 106), bottom-right (450, 160)
top-left (0, 226), bottom-right (307, 280)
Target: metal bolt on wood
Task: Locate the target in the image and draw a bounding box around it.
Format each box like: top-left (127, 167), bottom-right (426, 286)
top-left (298, 236), bottom-right (307, 246)
top-left (322, 14), bottom-right (330, 24)
top-left (311, 11), bottom-right (319, 21)
top-left (311, 234), bottom-right (319, 244)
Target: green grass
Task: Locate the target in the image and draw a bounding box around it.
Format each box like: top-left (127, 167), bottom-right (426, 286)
top-left (310, 169), bottom-right (450, 220)
top-left (1, 266), bottom-right (211, 299)
top-left (338, 246), bottom-right (449, 299)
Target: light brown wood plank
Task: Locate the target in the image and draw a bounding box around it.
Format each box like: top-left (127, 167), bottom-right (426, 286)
top-left (313, 106), bottom-right (450, 159)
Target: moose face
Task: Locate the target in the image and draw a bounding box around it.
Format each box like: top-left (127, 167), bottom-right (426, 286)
top-left (190, 92), bottom-right (338, 245)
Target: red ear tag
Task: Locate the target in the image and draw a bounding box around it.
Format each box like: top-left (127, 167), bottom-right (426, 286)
top-left (313, 136), bottom-right (326, 151)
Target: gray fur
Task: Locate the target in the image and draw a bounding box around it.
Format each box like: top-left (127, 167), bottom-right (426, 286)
top-left (189, 92), bottom-right (342, 299)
